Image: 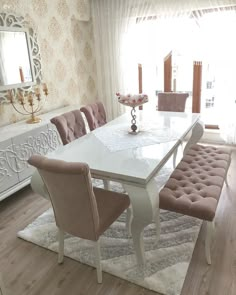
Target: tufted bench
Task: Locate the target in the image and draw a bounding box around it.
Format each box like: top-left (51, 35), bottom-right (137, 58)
top-left (159, 144), bottom-right (231, 264)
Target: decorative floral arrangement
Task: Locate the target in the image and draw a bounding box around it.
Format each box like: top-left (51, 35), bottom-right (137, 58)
top-left (116, 93), bottom-right (148, 107)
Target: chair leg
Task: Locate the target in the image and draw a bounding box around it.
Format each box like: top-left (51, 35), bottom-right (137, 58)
top-left (126, 207), bottom-right (132, 237)
top-left (205, 221), bottom-right (214, 265)
top-left (58, 228), bottom-right (64, 264)
top-left (0, 272), bottom-right (7, 295)
top-left (94, 240), bottom-right (102, 283)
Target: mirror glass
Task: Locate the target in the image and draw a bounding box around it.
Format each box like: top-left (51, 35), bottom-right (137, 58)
top-left (0, 12), bottom-right (42, 103)
top-left (0, 29), bottom-right (33, 86)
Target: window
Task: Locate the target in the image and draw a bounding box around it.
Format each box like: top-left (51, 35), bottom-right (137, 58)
top-left (122, 6), bottom-right (236, 126)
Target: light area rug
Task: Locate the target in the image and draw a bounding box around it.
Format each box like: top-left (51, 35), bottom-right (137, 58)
top-left (17, 167), bottom-right (202, 295)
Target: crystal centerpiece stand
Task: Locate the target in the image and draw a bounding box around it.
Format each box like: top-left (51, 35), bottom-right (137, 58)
top-left (116, 93), bottom-right (148, 134)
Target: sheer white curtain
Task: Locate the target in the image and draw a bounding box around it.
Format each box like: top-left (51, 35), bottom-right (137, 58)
top-left (91, 0), bottom-right (153, 120)
top-left (91, 0), bottom-right (194, 119)
top-left (193, 8), bottom-right (236, 144)
top-left (91, 0), bottom-right (236, 138)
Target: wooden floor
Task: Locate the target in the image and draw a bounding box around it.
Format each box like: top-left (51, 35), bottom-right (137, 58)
top-left (0, 147), bottom-right (236, 295)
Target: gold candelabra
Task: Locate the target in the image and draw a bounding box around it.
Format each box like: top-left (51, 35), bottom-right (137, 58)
top-left (7, 83), bottom-right (48, 124)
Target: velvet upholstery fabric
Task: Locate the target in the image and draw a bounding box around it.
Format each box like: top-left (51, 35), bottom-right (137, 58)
top-left (28, 155), bottom-right (130, 241)
top-left (157, 92), bottom-right (189, 112)
top-left (50, 110), bottom-right (87, 145)
top-left (80, 102), bottom-right (107, 131)
top-left (159, 144), bottom-right (231, 221)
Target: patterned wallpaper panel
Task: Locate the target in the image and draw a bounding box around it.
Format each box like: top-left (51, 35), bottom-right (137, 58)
top-left (0, 0), bottom-right (97, 126)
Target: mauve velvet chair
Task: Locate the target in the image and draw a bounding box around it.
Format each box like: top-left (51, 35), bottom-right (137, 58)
top-left (80, 102), bottom-right (107, 131)
top-left (80, 101), bottom-right (110, 189)
top-left (28, 155), bottom-right (130, 283)
top-left (50, 110), bottom-right (87, 145)
top-left (157, 92), bottom-right (189, 168)
top-left (51, 108), bottom-right (110, 190)
top-left (157, 92), bottom-right (189, 112)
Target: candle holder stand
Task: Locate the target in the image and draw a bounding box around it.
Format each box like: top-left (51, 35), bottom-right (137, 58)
top-left (7, 83), bottom-right (48, 124)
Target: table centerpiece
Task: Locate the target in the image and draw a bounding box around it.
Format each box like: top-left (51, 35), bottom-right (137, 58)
top-left (116, 93), bottom-right (148, 134)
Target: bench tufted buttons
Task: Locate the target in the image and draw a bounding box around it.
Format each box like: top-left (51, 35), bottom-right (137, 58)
top-left (159, 144), bottom-right (231, 221)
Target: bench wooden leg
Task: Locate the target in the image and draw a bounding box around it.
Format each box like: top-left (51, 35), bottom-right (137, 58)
top-left (205, 220), bottom-right (214, 265)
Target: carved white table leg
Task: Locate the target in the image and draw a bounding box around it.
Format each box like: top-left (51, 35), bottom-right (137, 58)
top-left (124, 178), bottom-right (159, 265)
top-left (184, 120), bottom-right (204, 155)
top-left (126, 207), bottom-right (132, 237)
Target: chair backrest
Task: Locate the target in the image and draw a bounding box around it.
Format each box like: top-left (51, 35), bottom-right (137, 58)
top-left (50, 110), bottom-right (87, 145)
top-left (157, 92), bottom-right (189, 112)
top-left (80, 102), bottom-right (107, 131)
top-left (28, 155), bottom-right (100, 241)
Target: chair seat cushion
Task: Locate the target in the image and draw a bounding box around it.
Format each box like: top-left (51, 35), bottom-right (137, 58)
top-left (159, 144), bottom-right (231, 221)
top-left (94, 187), bottom-right (130, 236)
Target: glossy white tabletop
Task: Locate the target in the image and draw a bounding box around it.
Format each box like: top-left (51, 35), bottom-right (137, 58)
top-left (48, 111), bottom-right (200, 186)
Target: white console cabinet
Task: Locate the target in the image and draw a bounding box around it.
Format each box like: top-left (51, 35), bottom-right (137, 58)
top-left (0, 105), bottom-right (80, 201)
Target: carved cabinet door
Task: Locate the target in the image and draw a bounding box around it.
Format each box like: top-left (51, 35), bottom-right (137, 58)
top-left (0, 139), bottom-right (19, 195)
top-left (12, 124), bottom-right (62, 182)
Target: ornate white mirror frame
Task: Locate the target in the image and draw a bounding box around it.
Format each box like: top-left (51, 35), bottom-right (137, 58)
top-left (0, 12), bottom-right (42, 103)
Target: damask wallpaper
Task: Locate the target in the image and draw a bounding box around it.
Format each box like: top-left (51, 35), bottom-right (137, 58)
top-left (0, 0), bottom-right (97, 127)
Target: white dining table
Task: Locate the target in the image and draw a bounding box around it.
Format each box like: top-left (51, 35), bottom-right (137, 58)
top-left (31, 110), bottom-right (203, 266)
